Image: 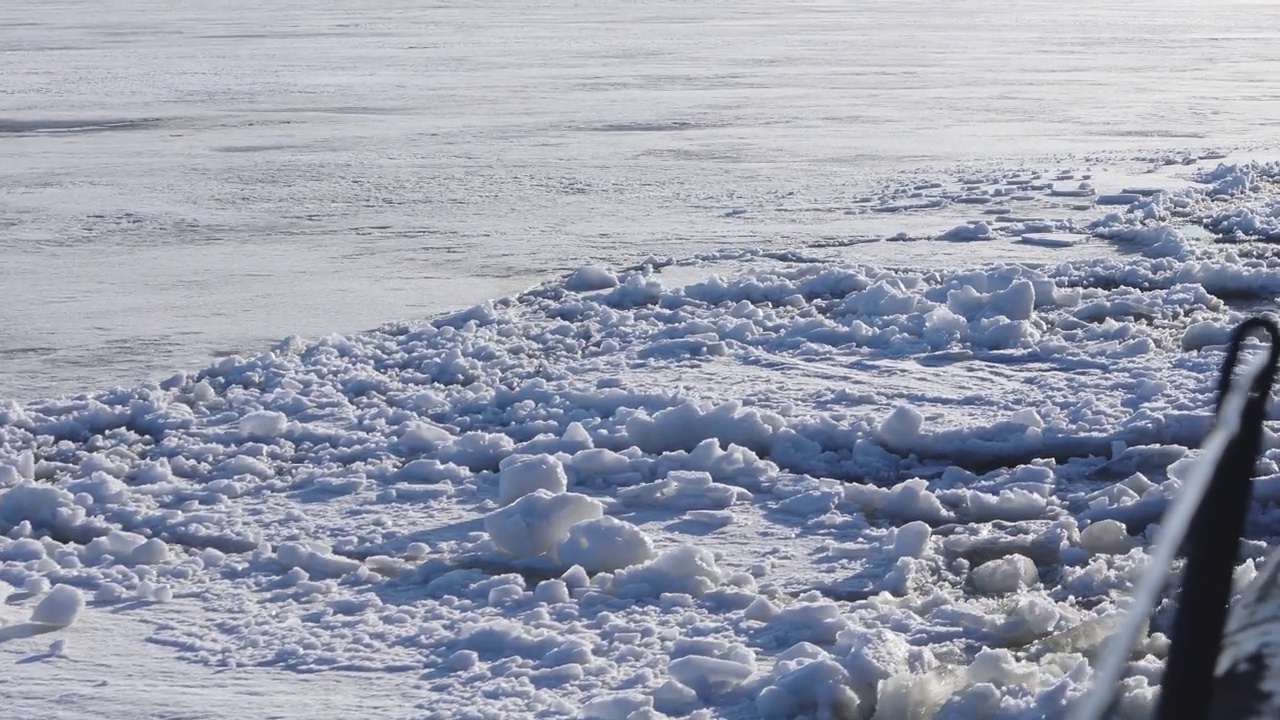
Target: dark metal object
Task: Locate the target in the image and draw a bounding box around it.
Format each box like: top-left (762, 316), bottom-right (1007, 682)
top-left (1156, 317), bottom-right (1280, 720)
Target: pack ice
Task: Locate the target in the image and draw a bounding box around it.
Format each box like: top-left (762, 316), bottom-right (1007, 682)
top-left (5, 157), bottom-right (1280, 718)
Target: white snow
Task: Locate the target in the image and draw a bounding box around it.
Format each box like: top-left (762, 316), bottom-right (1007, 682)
top-left (1, 184), bottom-right (1277, 719)
top-left (30, 585), bottom-right (84, 627)
top-left (5, 2), bottom-right (1280, 717)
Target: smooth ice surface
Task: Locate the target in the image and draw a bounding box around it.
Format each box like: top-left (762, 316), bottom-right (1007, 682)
top-left (6, 0), bottom-right (1280, 399)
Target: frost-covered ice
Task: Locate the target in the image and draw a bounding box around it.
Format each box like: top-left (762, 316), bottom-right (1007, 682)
top-left (8, 1), bottom-right (1280, 717)
top-left (8, 154), bottom-right (1280, 717)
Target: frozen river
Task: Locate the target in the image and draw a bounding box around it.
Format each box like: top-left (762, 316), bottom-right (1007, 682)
top-left (3, 0), bottom-right (1279, 399)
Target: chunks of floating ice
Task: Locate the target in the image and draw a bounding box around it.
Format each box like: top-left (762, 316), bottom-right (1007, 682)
top-left (1009, 408), bottom-right (1044, 428)
top-left (744, 595), bottom-right (779, 622)
top-left (965, 488), bottom-right (1049, 521)
top-left (130, 537), bottom-right (170, 565)
top-left (555, 516), bottom-right (653, 573)
top-left (85, 530), bottom-right (146, 563)
top-left (2, 537), bottom-right (45, 562)
top-left (274, 542), bottom-right (362, 579)
top-left (1095, 193), bottom-right (1144, 205)
top-left (617, 471), bottom-right (749, 510)
top-left (94, 583), bottom-right (126, 603)
top-left (668, 655), bottom-right (755, 699)
top-left (534, 579), bottom-right (571, 605)
top-left (609, 546), bottom-right (723, 598)
top-left (580, 693), bottom-right (652, 720)
top-left (1017, 232), bottom-right (1089, 248)
top-left (484, 490), bottom-right (604, 559)
top-left (842, 279), bottom-right (924, 317)
top-left (684, 509), bottom-right (735, 527)
top-left (1000, 595), bottom-right (1062, 645)
top-left (446, 649), bottom-right (479, 671)
top-left (239, 410), bottom-right (287, 440)
top-left (1079, 519), bottom-right (1135, 555)
top-left (438, 431), bottom-right (515, 471)
top-left (24, 576), bottom-right (50, 594)
top-left (886, 521), bottom-right (933, 559)
top-left (1049, 182), bottom-right (1096, 197)
top-left (881, 479), bottom-right (952, 523)
top-left (938, 221), bottom-right (993, 242)
top-left (396, 421), bottom-right (454, 454)
top-left (497, 454), bottom-right (568, 505)
top-left (14, 195), bottom-right (1280, 715)
top-left (947, 279), bottom-right (1035, 322)
top-left (31, 584), bottom-right (84, 627)
top-left (622, 402), bottom-right (783, 457)
top-left (1181, 320), bottom-right (1232, 351)
top-left (876, 405), bottom-right (923, 447)
top-left (766, 602), bottom-right (849, 644)
top-left (654, 679), bottom-right (701, 715)
top-left (838, 628), bottom-right (923, 712)
top-left (757, 658), bottom-right (860, 719)
top-left (394, 458), bottom-right (465, 484)
top-left (569, 448), bottom-right (631, 479)
top-left (1096, 223), bottom-right (1192, 259)
top-left (774, 489), bottom-right (841, 516)
top-left (0, 484), bottom-right (87, 538)
top-left (565, 265), bottom-right (620, 291)
top-left (971, 554), bottom-right (1039, 595)
top-left (601, 273), bottom-right (663, 309)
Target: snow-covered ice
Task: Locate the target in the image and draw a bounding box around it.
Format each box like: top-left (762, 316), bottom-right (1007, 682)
top-left (7, 176), bottom-right (1280, 714)
top-left (6, 0), bottom-right (1280, 718)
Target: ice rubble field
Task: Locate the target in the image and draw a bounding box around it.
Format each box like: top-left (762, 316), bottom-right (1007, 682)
top-left (10, 158), bottom-right (1280, 719)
